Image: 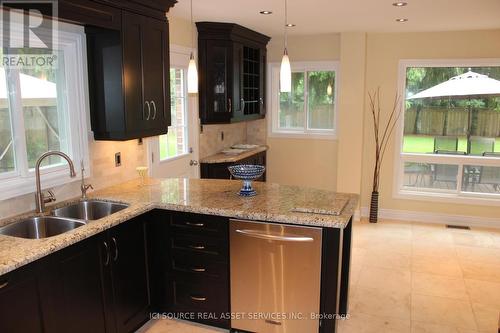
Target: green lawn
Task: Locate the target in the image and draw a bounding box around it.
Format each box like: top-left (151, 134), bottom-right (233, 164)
top-left (403, 135), bottom-right (500, 154)
top-left (159, 132), bottom-right (179, 160)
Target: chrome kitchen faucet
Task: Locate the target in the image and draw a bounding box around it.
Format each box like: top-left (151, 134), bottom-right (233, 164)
top-left (35, 151), bottom-right (77, 213)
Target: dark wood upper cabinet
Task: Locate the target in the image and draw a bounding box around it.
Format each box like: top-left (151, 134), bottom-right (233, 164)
top-left (59, 0), bottom-right (177, 24)
top-left (197, 22), bottom-right (270, 124)
top-left (87, 11), bottom-right (170, 140)
top-left (57, 0), bottom-right (175, 140)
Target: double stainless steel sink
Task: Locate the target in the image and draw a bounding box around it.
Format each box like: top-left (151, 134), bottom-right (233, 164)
top-left (0, 200), bottom-right (129, 240)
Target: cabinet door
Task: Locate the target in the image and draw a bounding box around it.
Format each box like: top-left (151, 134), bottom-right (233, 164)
top-left (122, 11), bottom-right (148, 133)
top-left (232, 42), bottom-right (243, 117)
top-left (142, 17), bottom-right (170, 132)
top-left (0, 265), bottom-right (44, 333)
top-left (203, 40), bottom-right (233, 123)
top-left (38, 235), bottom-right (108, 333)
top-left (110, 217), bottom-right (150, 333)
top-left (259, 48), bottom-right (267, 115)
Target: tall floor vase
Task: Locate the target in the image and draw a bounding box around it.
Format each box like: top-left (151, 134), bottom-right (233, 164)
top-left (369, 191), bottom-right (379, 223)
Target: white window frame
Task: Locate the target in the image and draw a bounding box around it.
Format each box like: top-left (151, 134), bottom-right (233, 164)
top-left (0, 22), bottom-right (90, 200)
top-left (394, 58), bottom-right (500, 206)
top-left (268, 61), bottom-right (339, 140)
top-left (158, 49), bottom-right (190, 163)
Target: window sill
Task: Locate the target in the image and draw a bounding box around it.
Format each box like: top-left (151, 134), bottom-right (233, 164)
top-left (0, 168), bottom-right (82, 201)
top-left (394, 189), bottom-right (500, 207)
top-left (268, 131), bottom-right (337, 140)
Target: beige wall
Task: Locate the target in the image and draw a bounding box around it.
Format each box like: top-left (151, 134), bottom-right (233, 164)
top-left (267, 138), bottom-right (338, 191)
top-left (361, 29), bottom-right (500, 218)
top-left (336, 33), bottom-right (367, 195)
top-left (266, 34), bottom-right (341, 191)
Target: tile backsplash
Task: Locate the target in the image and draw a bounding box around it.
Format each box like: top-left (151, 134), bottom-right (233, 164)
top-left (199, 118), bottom-right (267, 158)
top-left (0, 135), bottom-right (147, 219)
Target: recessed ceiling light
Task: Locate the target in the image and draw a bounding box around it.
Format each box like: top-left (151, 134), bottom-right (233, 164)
top-left (285, 23), bottom-right (296, 27)
top-left (392, 2), bottom-right (408, 7)
top-left (396, 18), bottom-right (408, 22)
top-left (260, 10), bottom-right (272, 15)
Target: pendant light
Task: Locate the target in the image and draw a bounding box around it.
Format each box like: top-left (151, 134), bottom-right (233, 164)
top-left (280, 0), bottom-right (292, 93)
top-left (187, 0), bottom-right (198, 94)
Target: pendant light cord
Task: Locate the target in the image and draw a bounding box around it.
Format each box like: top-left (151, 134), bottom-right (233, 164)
top-left (190, 0), bottom-right (194, 54)
top-left (284, 0), bottom-right (288, 51)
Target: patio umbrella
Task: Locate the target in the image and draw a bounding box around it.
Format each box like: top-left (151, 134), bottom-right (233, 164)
top-left (407, 70), bottom-right (500, 154)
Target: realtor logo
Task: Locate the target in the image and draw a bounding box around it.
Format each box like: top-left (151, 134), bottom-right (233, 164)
top-left (0, 0), bottom-right (58, 68)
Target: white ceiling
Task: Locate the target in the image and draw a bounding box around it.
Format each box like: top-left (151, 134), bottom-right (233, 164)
top-left (169, 0), bottom-right (500, 37)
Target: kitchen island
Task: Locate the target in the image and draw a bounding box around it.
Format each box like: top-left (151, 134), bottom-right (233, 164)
top-left (0, 178), bottom-right (357, 333)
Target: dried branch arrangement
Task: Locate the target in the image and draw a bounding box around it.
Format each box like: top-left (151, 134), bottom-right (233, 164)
top-left (369, 88), bottom-right (403, 193)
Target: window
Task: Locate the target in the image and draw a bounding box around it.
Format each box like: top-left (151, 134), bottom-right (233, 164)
top-left (159, 68), bottom-right (188, 160)
top-left (0, 23), bottom-right (89, 199)
top-left (270, 62), bottom-right (338, 138)
top-left (396, 60), bottom-right (500, 203)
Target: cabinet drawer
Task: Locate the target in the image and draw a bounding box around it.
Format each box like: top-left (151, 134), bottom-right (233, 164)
top-left (172, 277), bottom-right (228, 314)
top-left (170, 212), bottom-right (227, 236)
top-left (172, 250), bottom-right (228, 279)
top-left (171, 234), bottom-right (227, 258)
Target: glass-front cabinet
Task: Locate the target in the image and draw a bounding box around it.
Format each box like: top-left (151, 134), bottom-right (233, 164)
top-left (197, 22), bottom-right (270, 124)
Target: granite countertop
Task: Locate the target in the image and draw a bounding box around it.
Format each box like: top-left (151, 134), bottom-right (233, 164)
top-left (0, 178), bottom-right (358, 276)
top-left (200, 145), bottom-right (268, 164)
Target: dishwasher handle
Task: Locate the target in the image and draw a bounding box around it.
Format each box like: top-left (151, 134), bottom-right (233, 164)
top-left (235, 229), bottom-right (314, 242)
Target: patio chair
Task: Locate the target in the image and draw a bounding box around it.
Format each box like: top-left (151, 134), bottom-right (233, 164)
top-left (434, 136), bottom-right (458, 153)
top-left (479, 152), bottom-right (500, 192)
top-left (431, 163), bottom-right (459, 188)
top-left (470, 137), bottom-right (495, 156)
top-left (478, 166), bottom-right (500, 192)
top-left (483, 152), bottom-right (500, 158)
top-left (434, 150), bottom-right (466, 155)
top-left (429, 150), bottom-right (463, 188)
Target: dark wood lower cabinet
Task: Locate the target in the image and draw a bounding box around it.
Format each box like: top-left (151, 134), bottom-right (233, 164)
top-left (0, 210), bottom-right (352, 333)
top-left (2, 216), bottom-right (151, 333)
top-left (0, 265), bottom-right (44, 333)
top-left (148, 210), bottom-right (230, 329)
top-left (38, 235), bottom-right (108, 333)
top-left (108, 217), bottom-right (151, 333)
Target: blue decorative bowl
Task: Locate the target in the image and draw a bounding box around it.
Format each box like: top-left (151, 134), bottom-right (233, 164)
top-left (228, 165), bottom-right (266, 197)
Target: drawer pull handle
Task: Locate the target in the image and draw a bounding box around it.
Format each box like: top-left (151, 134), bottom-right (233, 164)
top-left (191, 267), bottom-right (206, 272)
top-left (186, 222), bottom-right (205, 227)
top-left (190, 295), bottom-right (207, 302)
top-left (189, 244), bottom-right (205, 250)
top-left (0, 281), bottom-right (8, 289)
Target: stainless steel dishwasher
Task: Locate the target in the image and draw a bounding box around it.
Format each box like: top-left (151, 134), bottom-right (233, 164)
top-left (230, 219), bottom-right (323, 333)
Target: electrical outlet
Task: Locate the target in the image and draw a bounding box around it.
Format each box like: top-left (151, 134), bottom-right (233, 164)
top-left (115, 152), bottom-right (121, 167)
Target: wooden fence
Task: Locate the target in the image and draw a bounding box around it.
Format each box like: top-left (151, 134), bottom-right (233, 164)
top-left (404, 107), bottom-right (500, 137)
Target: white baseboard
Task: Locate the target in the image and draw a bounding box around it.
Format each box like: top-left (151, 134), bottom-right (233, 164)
top-left (353, 209), bottom-right (361, 222)
top-left (360, 206), bottom-right (500, 229)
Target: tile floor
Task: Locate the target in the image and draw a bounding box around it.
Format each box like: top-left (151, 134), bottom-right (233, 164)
top-left (138, 219), bottom-right (500, 333)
